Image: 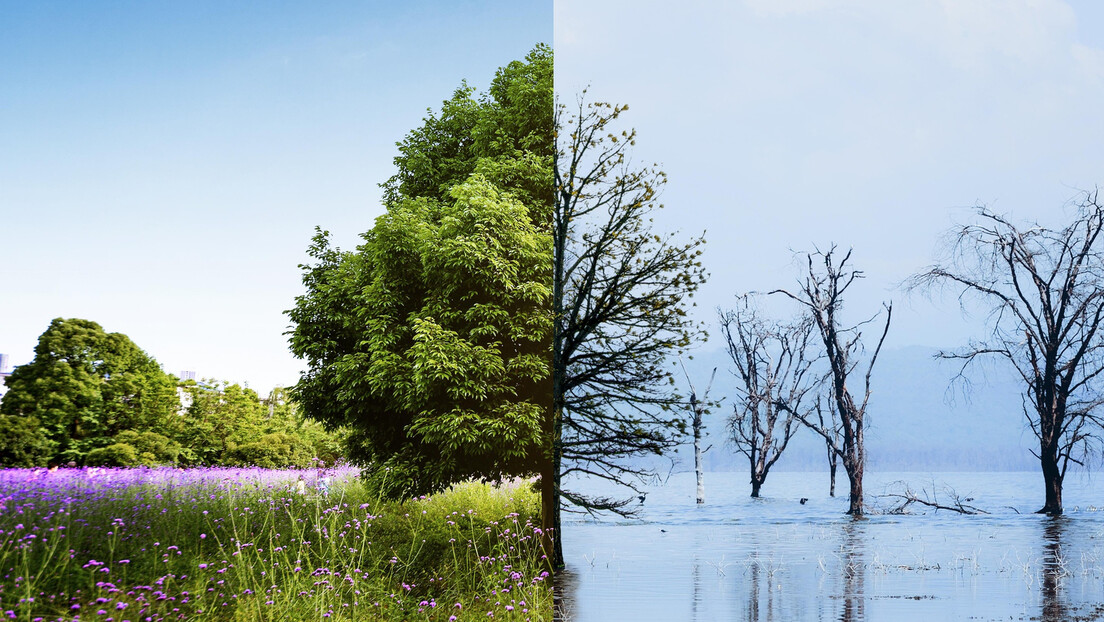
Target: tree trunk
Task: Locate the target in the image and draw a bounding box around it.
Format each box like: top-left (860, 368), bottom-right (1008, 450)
top-left (550, 402), bottom-right (565, 570)
top-left (750, 478), bottom-right (761, 498)
top-left (846, 469), bottom-right (863, 515)
top-left (694, 411), bottom-right (704, 504)
top-left (541, 442), bottom-right (557, 569)
top-left (829, 458), bottom-right (837, 498)
top-left (1037, 446), bottom-right (1064, 515)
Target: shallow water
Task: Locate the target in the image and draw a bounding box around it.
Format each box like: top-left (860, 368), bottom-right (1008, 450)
top-left (557, 471), bottom-right (1104, 621)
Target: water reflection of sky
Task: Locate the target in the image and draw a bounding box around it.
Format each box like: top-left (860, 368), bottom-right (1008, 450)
top-left (557, 472), bottom-right (1104, 622)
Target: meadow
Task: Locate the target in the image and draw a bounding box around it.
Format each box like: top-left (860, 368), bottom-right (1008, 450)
top-left (0, 466), bottom-right (550, 622)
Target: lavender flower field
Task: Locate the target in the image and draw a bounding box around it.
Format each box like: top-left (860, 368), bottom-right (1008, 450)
top-left (0, 467), bottom-right (550, 622)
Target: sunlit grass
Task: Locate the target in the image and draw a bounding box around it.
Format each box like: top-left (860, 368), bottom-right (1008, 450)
top-left (0, 467), bottom-right (549, 621)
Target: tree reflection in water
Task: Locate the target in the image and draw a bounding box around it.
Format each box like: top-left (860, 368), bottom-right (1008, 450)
top-left (554, 565), bottom-right (576, 622)
top-left (839, 519), bottom-right (866, 622)
top-left (1040, 517), bottom-right (1068, 622)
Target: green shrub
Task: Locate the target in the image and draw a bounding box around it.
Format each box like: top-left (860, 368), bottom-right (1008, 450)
top-left (115, 430), bottom-right (182, 465)
top-left (85, 442), bottom-right (139, 466)
top-left (226, 432), bottom-right (314, 468)
top-left (0, 415), bottom-right (53, 467)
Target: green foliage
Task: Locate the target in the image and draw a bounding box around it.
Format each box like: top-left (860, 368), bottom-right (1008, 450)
top-left (0, 415), bottom-right (53, 467)
top-left (261, 387), bottom-right (348, 465)
top-left (226, 432), bottom-right (314, 468)
top-left (172, 380), bottom-right (266, 465)
top-left (84, 442), bottom-right (139, 466)
top-left (115, 430), bottom-right (182, 465)
top-left (288, 45), bottom-right (553, 498)
top-left (0, 318), bottom-right (179, 465)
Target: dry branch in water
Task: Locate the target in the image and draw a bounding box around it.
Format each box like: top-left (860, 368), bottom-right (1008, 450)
top-left (880, 481), bottom-right (989, 515)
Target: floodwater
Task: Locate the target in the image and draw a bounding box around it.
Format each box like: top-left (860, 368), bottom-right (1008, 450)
top-left (556, 471), bottom-right (1104, 621)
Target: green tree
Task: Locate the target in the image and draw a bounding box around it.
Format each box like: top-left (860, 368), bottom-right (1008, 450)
top-left (173, 380), bottom-right (266, 465)
top-left (287, 45), bottom-right (552, 499)
top-left (262, 387), bottom-right (347, 465)
top-left (0, 415), bottom-right (53, 467)
top-left (0, 318), bottom-right (179, 464)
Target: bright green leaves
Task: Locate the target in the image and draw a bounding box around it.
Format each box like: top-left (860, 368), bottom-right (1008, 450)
top-left (288, 46), bottom-right (553, 499)
top-left (0, 318), bottom-right (179, 465)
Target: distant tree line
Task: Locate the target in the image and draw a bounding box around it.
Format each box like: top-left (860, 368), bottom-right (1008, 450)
top-left (0, 318), bottom-right (344, 468)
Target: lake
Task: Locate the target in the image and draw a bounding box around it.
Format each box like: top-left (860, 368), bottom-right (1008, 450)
top-left (556, 470), bottom-right (1104, 621)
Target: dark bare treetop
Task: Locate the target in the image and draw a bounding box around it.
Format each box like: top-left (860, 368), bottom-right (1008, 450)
top-left (720, 296), bottom-right (817, 498)
top-left (773, 246), bottom-right (892, 515)
top-left (551, 94), bottom-right (707, 568)
top-left (908, 191), bottom-right (1104, 514)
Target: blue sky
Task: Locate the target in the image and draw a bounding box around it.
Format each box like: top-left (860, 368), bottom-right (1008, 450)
top-left (555, 0), bottom-right (1104, 351)
top-left (1, 1), bottom-right (551, 392)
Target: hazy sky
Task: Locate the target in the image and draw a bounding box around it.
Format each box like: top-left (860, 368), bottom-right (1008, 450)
top-left (555, 0), bottom-right (1104, 351)
top-left (1, 1), bottom-right (551, 393)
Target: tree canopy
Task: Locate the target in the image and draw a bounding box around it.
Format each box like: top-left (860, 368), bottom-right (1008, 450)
top-left (0, 317), bottom-right (179, 464)
top-left (910, 193), bottom-right (1104, 514)
top-left (287, 44), bottom-right (553, 498)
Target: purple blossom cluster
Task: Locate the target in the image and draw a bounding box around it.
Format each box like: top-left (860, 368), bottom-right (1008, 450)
top-left (0, 467), bottom-right (550, 621)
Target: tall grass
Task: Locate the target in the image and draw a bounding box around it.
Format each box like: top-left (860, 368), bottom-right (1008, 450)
top-left (0, 467), bottom-right (550, 621)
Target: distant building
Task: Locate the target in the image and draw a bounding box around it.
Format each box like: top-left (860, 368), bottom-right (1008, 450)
top-left (0, 353), bottom-right (12, 399)
top-left (179, 370), bottom-right (196, 381)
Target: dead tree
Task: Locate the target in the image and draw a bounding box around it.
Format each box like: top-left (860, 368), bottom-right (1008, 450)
top-left (680, 359), bottom-right (717, 504)
top-left (774, 246), bottom-right (892, 515)
top-left (909, 192), bottom-right (1104, 515)
top-left (815, 396), bottom-right (843, 497)
top-left (720, 298), bottom-right (817, 497)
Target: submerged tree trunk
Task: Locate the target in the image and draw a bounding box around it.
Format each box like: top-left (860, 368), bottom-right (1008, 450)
top-left (750, 477), bottom-right (762, 498)
top-left (828, 447), bottom-right (837, 497)
top-left (694, 417), bottom-right (705, 504)
top-left (1038, 445), bottom-right (1064, 515)
top-left (846, 470), bottom-right (863, 514)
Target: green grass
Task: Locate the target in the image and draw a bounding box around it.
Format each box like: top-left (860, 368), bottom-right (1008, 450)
top-left (0, 468), bottom-right (550, 621)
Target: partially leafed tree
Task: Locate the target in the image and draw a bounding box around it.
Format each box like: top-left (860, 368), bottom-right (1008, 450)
top-left (287, 46), bottom-right (552, 505)
top-left (773, 247), bottom-right (892, 515)
top-left (552, 95), bottom-right (707, 568)
top-left (909, 192), bottom-right (1104, 514)
top-left (719, 297), bottom-right (817, 498)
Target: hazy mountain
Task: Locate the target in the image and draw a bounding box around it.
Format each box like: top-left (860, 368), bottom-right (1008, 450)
top-left (676, 345), bottom-right (1040, 473)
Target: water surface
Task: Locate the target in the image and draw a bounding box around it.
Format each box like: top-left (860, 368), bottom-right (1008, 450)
top-left (558, 471), bottom-right (1104, 621)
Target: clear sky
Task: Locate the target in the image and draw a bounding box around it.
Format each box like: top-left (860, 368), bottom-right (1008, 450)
top-left (555, 1), bottom-right (1104, 351)
top-left (1, 1), bottom-right (551, 393)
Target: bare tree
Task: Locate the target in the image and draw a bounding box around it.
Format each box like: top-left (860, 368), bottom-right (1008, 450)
top-left (552, 95), bottom-right (708, 568)
top-left (815, 395), bottom-right (843, 497)
top-left (908, 193), bottom-right (1104, 514)
top-left (774, 246), bottom-right (892, 515)
top-left (679, 359), bottom-right (717, 504)
top-left (720, 298), bottom-right (817, 497)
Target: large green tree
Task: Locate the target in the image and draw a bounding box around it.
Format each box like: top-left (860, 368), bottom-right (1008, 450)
top-left (0, 318), bottom-right (179, 464)
top-left (287, 46), bottom-right (552, 500)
